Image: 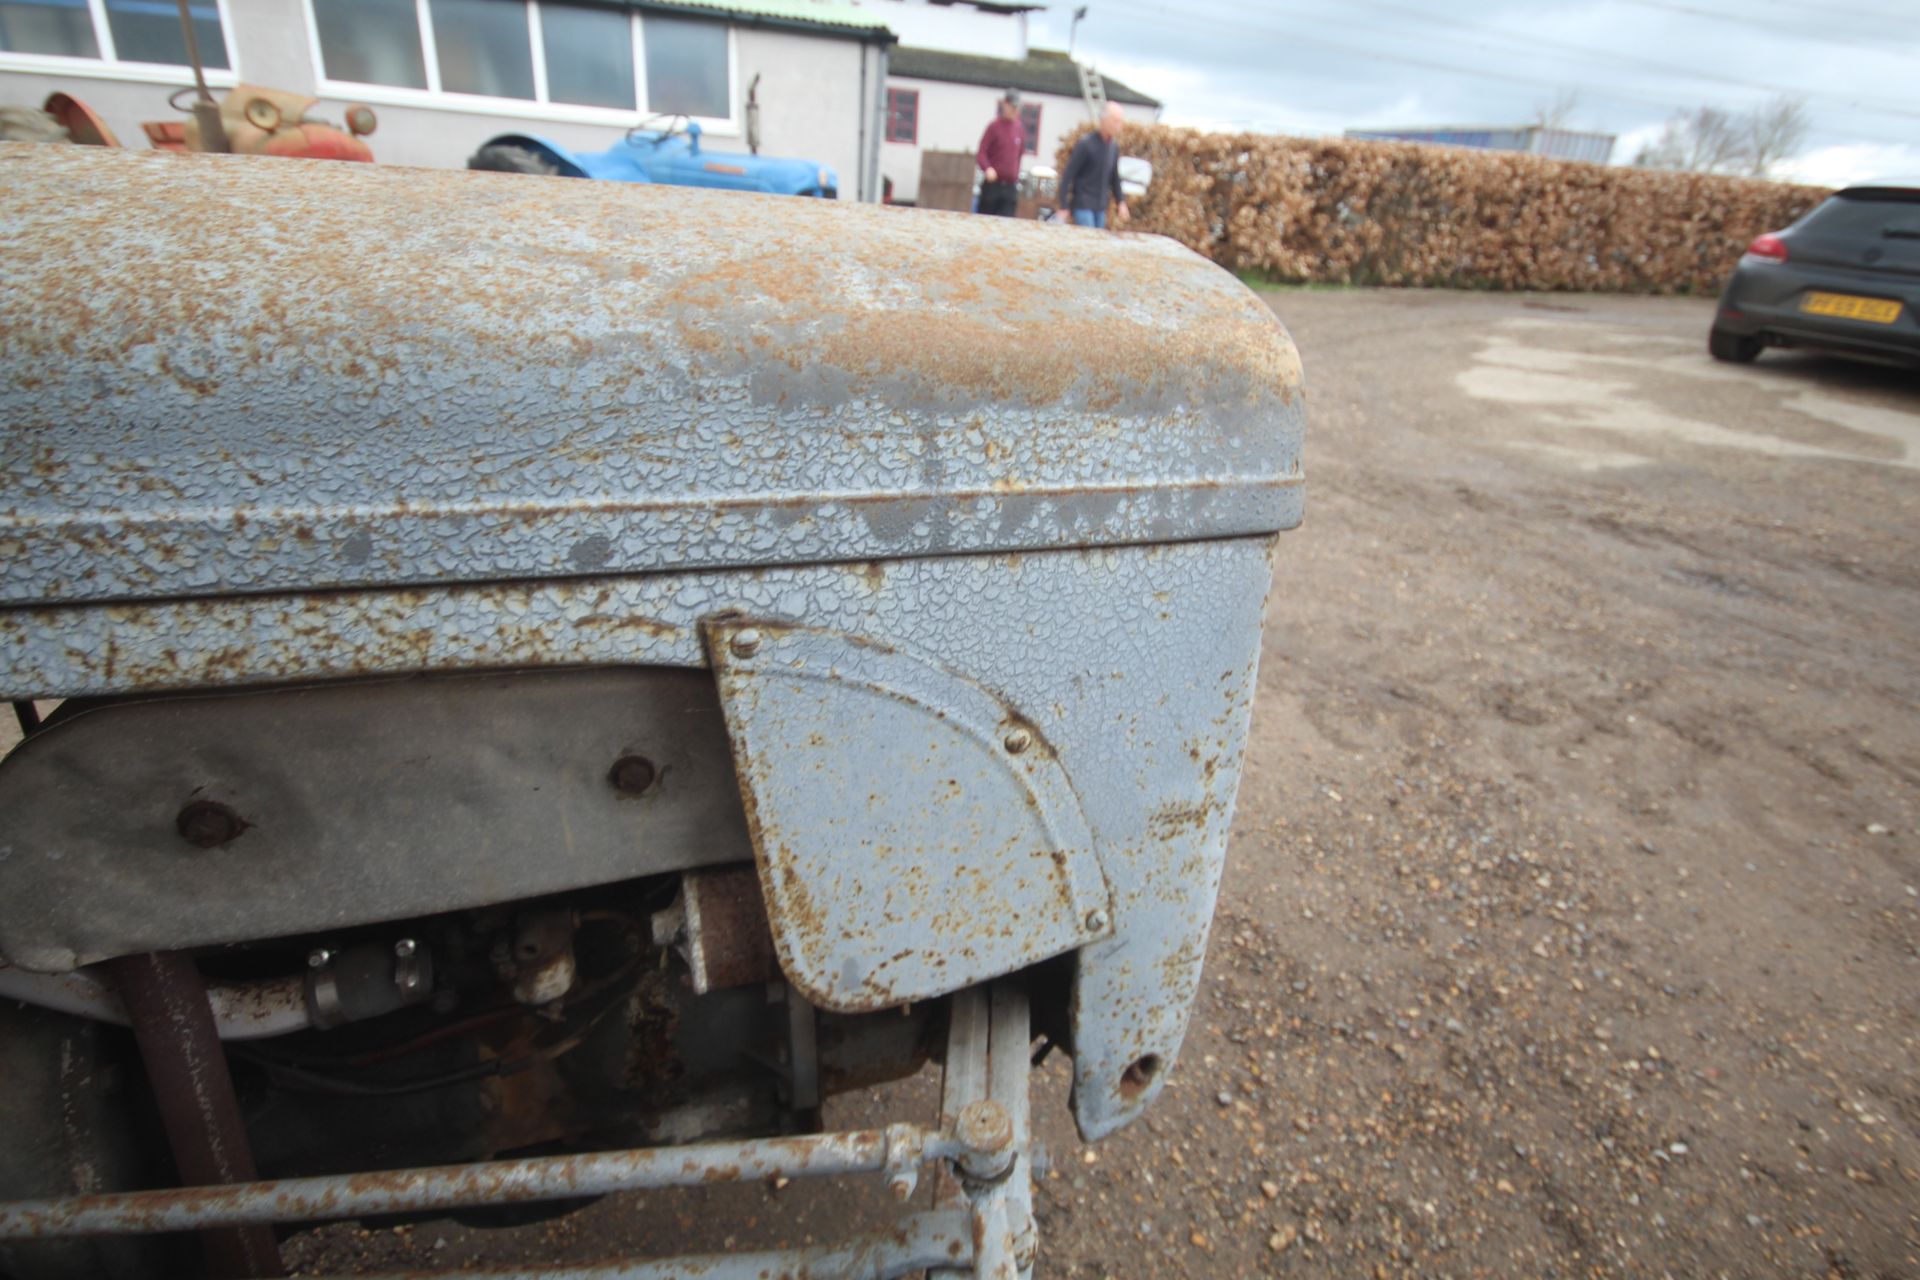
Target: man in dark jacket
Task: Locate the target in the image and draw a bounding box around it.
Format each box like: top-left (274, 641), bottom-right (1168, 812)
top-left (1059, 102), bottom-right (1131, 229)
top-left (975, 91), bottom-right (1025, 217)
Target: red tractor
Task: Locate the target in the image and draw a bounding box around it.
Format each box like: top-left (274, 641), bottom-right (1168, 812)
top-left (5, 84), bottom-right (375, 162)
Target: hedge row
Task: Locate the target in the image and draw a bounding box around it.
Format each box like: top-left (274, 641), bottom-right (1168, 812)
top-left (1059, 124), bottom-right (1828, 294)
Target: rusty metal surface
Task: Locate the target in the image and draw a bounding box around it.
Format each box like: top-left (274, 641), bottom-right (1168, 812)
top-left (934, 982), bottom-right (1034, 1280)
top-left (0, 145), bottom-right (1303, 609)
top-left (706, 618), bottom-right (1109, 1013)
top-left (0, 1124), bottom-right (966, 1239)
top-left (671, 865), bottom-right (782, 994)
top-left (0, 536), bottom-right (1274, 1140)
top-left (2, 998), bottom-right (1019, 1279)
top-left (302, 1210), bottom-right (976, 1279)
top-left (0, 668), bottom-right (751, 973)
top-left (107, 952), bottom-right (283, 1278)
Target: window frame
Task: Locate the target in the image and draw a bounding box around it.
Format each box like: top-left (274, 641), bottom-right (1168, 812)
top-left (884, 85), bottom-right (916, 145)
top-left (1018, 100), bottom-right (1039, 156)
top-left (299, 0), bottom-right (740, 134)
top-left (0, 0), bottom-right (242, 87)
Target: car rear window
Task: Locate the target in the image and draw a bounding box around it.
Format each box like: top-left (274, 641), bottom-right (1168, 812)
top-left (1798, 192), bottom-right (1920, 239)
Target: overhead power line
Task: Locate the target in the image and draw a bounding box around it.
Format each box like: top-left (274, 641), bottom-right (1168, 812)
top-left (1300, 0), bottom-right (1920, 120)
top-left (1088, 0), bottom-right (1920, 148)
top-left (1608, 0), bottom-right (1920, 51)
top-left (1735, 0), bottom-right (1918, 29)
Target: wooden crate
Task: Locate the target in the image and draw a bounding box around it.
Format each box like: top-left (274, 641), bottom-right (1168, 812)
top-left (917, 150), bottom-right (977, 213)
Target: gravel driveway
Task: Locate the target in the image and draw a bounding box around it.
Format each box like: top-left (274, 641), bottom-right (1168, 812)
top-left (25, 288), bottom-right (1910, 1279)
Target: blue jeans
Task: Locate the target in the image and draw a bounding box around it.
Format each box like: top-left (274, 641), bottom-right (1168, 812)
top-left (1071, 208), bottom-right (1107, 229)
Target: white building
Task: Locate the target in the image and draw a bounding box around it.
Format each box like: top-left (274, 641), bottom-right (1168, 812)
top-left (878, 44), bottom-right (1158, 203)
top-left (849, 1), bottom-right (1159, 205)
top-left (0, 0), bottom-right (898, 200)
top-left (846, 0), bottom-right (1028, 59)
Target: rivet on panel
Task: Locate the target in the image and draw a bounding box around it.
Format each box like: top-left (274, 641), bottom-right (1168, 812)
top-left (608, 754), bottom-right (657, 795)
top-left (1085, 909), bottom-right (1109, 932)
top-left (1002, 727), bottom-right (1032, 755)
top-left (729, 629), bottom-right (763, 659)
top-left (174, 799), bottom-right (246, 849)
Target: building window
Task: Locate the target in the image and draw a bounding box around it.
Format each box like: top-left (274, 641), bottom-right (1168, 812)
top-left (1018, 101), bottom-right (1039, 155)
top-left (885, 86), bottom-right (916, 144)
top-left (0, 1), bottom-right (98, 59)
top-left (642, 13), bottom-right (726, 119)
top-left (430, 0), bottom-right (535, 100)
top-left (540, 1), bottom-right (631, 109)
top-left (106, 0), bottom-right (229, 68)
top-left (306, 0), bottom-right (737, 127)
top-left (313, 0), bottom-right (425, 88)
top-left (0, 0), bottom-right (233, 73)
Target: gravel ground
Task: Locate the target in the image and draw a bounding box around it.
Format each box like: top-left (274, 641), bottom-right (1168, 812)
top-left (20, 288), bottom-right (1916, 1279)
top-left (1027, 288), bottom-right (1920, 1279)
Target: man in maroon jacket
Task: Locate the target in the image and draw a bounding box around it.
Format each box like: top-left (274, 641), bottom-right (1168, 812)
top-left (975, 90), bottom-right (1025, 217)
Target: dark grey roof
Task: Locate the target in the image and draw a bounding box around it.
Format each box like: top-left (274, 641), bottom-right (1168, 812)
top-left (888, 46), bottom-right (1160, 108)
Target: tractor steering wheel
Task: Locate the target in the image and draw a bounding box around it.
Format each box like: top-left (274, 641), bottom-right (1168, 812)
top-left (626, 114), bottom-right (690, 148)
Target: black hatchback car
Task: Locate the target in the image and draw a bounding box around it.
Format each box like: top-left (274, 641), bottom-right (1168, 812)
top-left (1710, 185), bottom-right (1920, 366)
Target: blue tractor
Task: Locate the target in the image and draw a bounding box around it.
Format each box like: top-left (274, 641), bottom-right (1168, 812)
top-left (468, 116), bottom-right (837, 198)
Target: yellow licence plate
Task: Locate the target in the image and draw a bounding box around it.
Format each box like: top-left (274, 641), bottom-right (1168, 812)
top-left (1800, 291), bottom-right (1903, 324)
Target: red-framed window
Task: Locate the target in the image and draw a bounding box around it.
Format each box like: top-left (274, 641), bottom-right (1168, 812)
top-left (886, 87), bottom-right (918, 144)
top-left (1019, 102), bottom-right (1041, 155)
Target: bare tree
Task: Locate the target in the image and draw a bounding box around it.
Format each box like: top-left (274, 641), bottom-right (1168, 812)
top-left (1531, 89), bottom-right (1580, 132)
top-left (1633, 96), bottom-right (1810, 178)
top-left (1633, 105), bottom-right (1743, 173)
top-left (1742, 95), bottom-right (1810, 179)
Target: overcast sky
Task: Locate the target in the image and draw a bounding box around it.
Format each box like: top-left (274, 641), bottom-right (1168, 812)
top-left (1025, 0), bottom-right (1920, 186)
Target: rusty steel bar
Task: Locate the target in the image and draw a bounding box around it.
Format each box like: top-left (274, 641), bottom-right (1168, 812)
top-left (107, 951), bottom-right (283, 1278)
top-left (972, 1198), bottom-right (1017, 1280)
top-left (171, 0), bottom-right (228, 152)
top-left (299, 1210), bottom-right (975, 1280)
top-left (933, 981), bottom-right (1032, 1280)
top-left (0, 1124), bottom-right (965, 1241)
top-left (986, 982), bottom-right (1035, 1280)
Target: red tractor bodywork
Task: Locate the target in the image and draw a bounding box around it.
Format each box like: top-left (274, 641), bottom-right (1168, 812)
top-left (29, 84), bottom-right (374, 162)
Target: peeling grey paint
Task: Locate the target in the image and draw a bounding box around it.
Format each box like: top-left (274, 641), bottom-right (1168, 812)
top-left (0, 146), bottom-right (1304, 607)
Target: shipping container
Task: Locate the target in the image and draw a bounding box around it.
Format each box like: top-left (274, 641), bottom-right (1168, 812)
top-left (1346, 125), bottom-right (1616, 165)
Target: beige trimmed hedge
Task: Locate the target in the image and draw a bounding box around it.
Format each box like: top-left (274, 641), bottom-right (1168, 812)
top-left (1058, 124), bottom-right (1828, 294)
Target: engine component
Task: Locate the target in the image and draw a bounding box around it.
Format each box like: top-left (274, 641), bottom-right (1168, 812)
top-left (304, 939), bottom-right (434, 1030)
top-left (0, 963), bottom-right (310, 1040)
top-left (648, 865), bottom-right (780, 995)
top-left (0, 981), bottom-right (1032, 1280)
top-left (503, 910), bottom-right (575, 1007)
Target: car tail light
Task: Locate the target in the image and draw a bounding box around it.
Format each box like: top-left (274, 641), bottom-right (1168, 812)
top-left (1746, 233), bottom-right (1788, 262)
